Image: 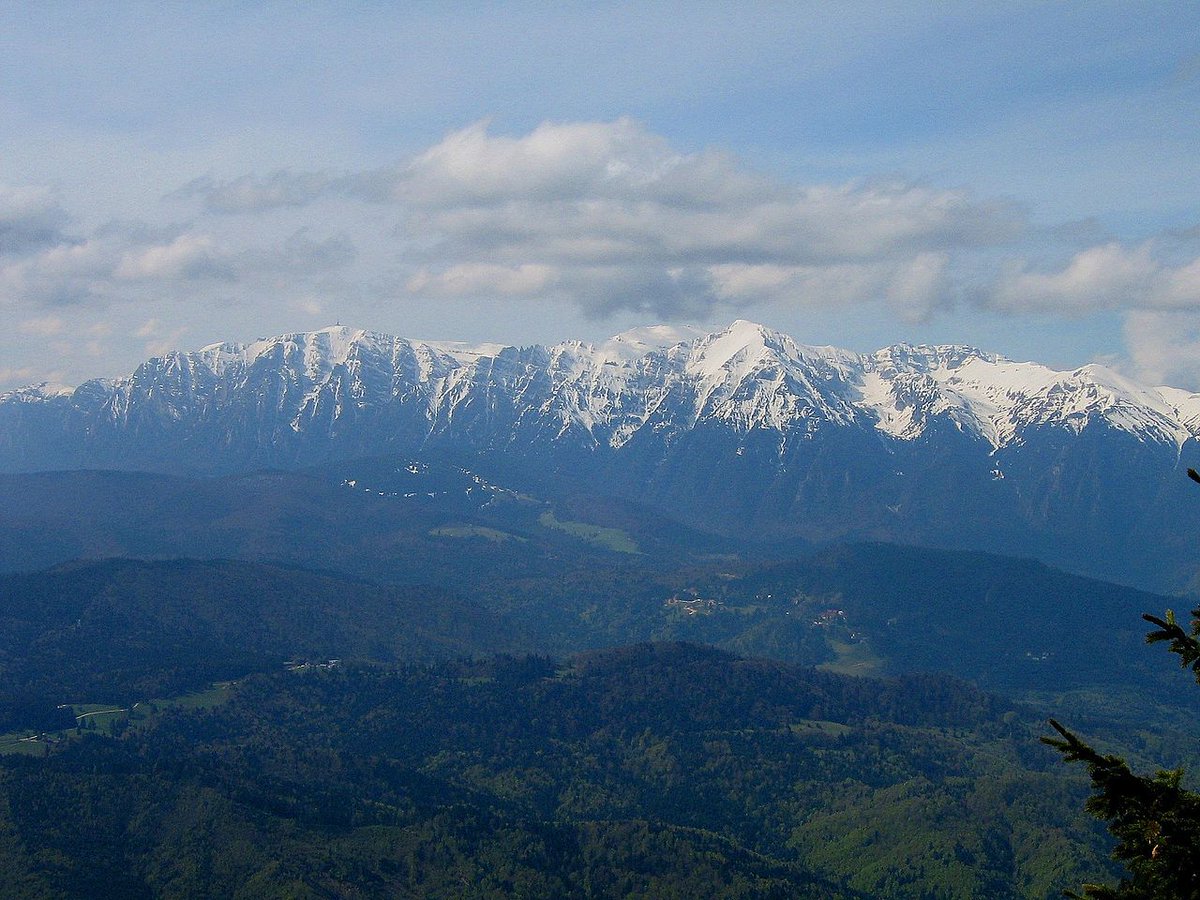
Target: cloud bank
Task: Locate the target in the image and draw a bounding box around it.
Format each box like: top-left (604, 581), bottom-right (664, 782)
top-left (177, 119), bottom-right (1200, 324)
top-left (0, 186), bottom-right (71, 257)
top-left (3, 119), bottom-right (1199, 382)
top-left (177, 119), bottom-right (1030, 321)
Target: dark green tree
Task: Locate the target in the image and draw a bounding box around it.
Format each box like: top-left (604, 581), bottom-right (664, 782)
top-left (1044, 471), bottom-right (1200, 898)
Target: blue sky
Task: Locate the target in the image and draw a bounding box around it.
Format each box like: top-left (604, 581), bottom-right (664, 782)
top-left (2, 2), bottom-right (1199, 388)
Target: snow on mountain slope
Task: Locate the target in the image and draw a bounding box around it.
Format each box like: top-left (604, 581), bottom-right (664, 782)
top-left (599, 324), bottom-right (705, 361)
top-left (0, 383), bottom-right (74, 402)
top-left (679, 321), bottom-right (862, 434)
top-left (6, 320), bottom-right (1199, 455)
top-left (1156, 385), bottom-right (1200, 435)
top-left (857, 344), bottom-right (1195, 449)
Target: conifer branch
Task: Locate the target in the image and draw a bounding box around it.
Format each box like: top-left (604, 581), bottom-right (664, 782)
top-left (1143, 609), bottom-right (1200, 676)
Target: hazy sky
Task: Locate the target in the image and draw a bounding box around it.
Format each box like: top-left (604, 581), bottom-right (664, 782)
top-left (2, 2), bottom-right (1199, 389)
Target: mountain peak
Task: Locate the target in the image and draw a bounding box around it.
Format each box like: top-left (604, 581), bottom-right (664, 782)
top-left (689, 320), bottom-right (781, 375)
top-left (870, 342), bottom-right (997, 374)
top-left (725, 318), bottom-right (778, 343)
top-left (599, 323), bottom-right (705, 361)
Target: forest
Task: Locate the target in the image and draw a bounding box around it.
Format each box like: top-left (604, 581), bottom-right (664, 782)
top-left (0, 646), bottom-right (1119, 898)
top-left (1, 472), bottom-right (1196, 896)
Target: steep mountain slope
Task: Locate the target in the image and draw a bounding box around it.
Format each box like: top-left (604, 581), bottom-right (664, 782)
top-left (4, 321), bottom-right (1200, 588)
top-left (0, 557), bottom-right (511, 704)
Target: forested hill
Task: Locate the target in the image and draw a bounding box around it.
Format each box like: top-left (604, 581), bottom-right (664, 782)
top-left (1, 536), bottom-right (1188, 738)
top-left (0, 557), bottom-right (511, 718)
top-left (0, 645), bottom-right (1116, 898)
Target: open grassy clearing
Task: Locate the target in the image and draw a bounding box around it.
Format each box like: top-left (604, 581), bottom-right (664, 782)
top-left (0, 683), bottom-right (237, 755)
top-left (538, 510), bottom-right (640, 554)
top-left (429, 525), bottom-right (525, 543)
top-left (819, 638), bottom-right (886, 677)
top-left (789, 719), bottom-right (854, 738)
top-left (0, 732), bottom-right (47, 756)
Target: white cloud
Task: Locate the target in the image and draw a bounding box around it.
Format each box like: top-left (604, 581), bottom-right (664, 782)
top-left (886, 252), bottom-right (951, 322)
top-left (134, 317), bottom-right (188, 356)
top-left (1123, 310), bottom-right (1200, 388)
top-left (0, 185), bottom-right (69, 256)
top-left (115, 234), bottom-right (229, 281)
top-left (180, 171), bottom-right (336, 214)
top-left (19, 314), bottom-right (65, 336)
top-left (4, 119), bottom-right (1199, 336)
top-left (243, 230), bottom-right (357, 274)
top-left (406, 262), bottom-right (558, 297)
top-left (144, 329), bottom-right (188, 356)
top-left (0, 212), bottom-right (354, 310)
top-left (707, 261), bottom-right (892, 309)
top-left (0, 231), bottom-right (200, 306)
top-left (0, 366), bottom-right (36, 384)
top-left (990, 243), bottom-right (1159, 313)
top-left (393, 121), bottom-right (1019, 260)
top-left (1150, 256), bottom-right (1200, 308)
top-left (986, 242), bottom-right (1200, 315)
top-left (179, 119), bottom-right (1024, 319)
top-left (393, 118), bottom-right (688, 206)
top-left (386, 120), bottom-right (1027, 319)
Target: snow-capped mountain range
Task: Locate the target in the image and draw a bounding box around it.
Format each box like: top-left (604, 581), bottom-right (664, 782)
top-left (4, 319), bottom-right (1200, 588)
top-left (7, 318), bottom-right (1198, 452)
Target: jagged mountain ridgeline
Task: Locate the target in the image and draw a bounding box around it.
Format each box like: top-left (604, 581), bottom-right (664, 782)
top-left (5, 320), bottom-right (1200, 589)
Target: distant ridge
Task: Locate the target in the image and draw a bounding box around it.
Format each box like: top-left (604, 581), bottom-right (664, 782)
top-left (4, 320), bottom-right (1200, 590)
top-left (8, 319), bottom-right (1200, 450)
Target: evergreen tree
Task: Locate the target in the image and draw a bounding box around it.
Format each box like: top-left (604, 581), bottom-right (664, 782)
top-left (1044, 470), bottom-right (1200, 898)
